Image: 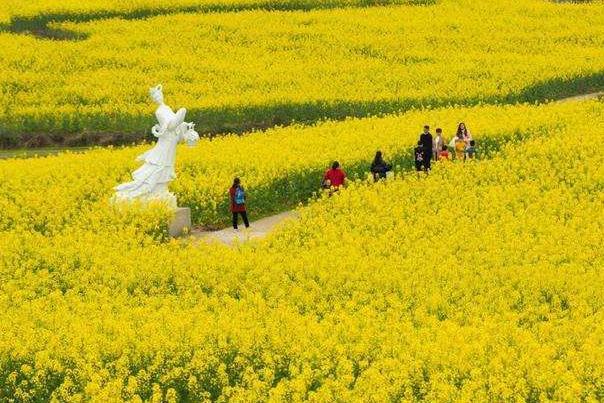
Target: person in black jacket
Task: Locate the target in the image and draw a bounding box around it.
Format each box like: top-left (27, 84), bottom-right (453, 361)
top-left (370, 150), bottom-right (392, 181)
top-left (419, 125), bottom-right (433, 171)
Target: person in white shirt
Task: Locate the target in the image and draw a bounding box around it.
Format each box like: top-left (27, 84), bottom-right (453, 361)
top-left (433, 128), bottom-right (445, 160)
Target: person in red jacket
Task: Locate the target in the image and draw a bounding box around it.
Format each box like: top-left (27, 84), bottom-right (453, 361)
top-left (229, 177), bottom-right (249, 230)
top-left (322, 161), bottom-right (347, 194)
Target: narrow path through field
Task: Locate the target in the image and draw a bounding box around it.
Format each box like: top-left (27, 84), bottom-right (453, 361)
top-left (192, 211), bottom-right (299, 245)
top-left (555, 91), bottom-right (603, 103)
top-left (190, 91), bottom-right (603, 246)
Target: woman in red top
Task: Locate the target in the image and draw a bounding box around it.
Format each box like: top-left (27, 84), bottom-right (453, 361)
top-left (322, 161), bottom-right (347, 191)
top-left (229, 177), bottom-right (249, 229)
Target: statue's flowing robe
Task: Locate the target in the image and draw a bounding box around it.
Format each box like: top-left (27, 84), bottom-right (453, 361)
top-left (114, 104), bottom-right (185, 198)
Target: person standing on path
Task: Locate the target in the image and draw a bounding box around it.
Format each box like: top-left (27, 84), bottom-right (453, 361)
top-left (229, 177), bottom-right (249, 230)
top-left (433, 128), bottom-right (445, 161)
top-left (370, 151), bottom-right (392, 181)
top-left (438, 144), bottom-right (450, 161)
top-left (465, 139), bottom-right (477, 161)
top-left (414, 141), bottom-right (426, 173)
top-left (456, 122), bottom-right (472, 145)
top-left (419, 125), bottom-right (433, 171)
top-left (322, 161), bottom-right (347, 194)
top-left (453, 135), bottom-right (466, 160)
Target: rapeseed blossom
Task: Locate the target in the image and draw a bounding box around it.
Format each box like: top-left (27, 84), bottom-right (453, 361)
top-left (0, 101), bottom-right (599, 228)
top-left (0, 100), bottom-right (603, 399)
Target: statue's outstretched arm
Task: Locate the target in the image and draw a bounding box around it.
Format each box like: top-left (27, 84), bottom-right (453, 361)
top-left (179, 122), bottom-right (200, 146)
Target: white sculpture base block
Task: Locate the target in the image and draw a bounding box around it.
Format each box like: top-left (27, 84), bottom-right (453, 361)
top-left (169, 207), bottom-right (191, 237)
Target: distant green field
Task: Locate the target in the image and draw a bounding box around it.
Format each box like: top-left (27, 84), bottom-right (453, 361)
top-left (0, 147), bottom-right (91, 159)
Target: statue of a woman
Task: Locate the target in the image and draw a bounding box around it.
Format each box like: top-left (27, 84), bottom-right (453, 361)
top-left (113, 84), bottom-right (199, 208)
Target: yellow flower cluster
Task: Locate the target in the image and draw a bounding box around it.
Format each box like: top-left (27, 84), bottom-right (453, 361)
top-left (1, 0), bottom-right (603, 143)
top-left (0, 100), bottom-right (602, 400)
top-left (0, 0), bottom-right (422, 21)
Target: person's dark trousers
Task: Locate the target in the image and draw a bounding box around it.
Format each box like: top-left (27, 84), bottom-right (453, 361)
top-left (232, 211), bottom-right (250, 229)
top-left (424, 153), bottom-right (432, 171)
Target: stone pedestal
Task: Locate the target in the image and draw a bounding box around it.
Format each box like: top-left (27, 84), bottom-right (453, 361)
top-left (169, 207), bottom-right (191, 237)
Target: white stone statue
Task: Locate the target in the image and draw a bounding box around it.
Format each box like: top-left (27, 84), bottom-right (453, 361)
top-left (113, 84), bottom-right (199, 208)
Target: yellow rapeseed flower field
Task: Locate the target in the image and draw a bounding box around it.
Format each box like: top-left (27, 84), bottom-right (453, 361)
top-left (0, 100), bottom-right (598, 229)
top-left (1, 0), bottom-right (603, 399)
top-left (0, 0), bottom-right (603, 144)
top-left (0, 0), bottom-right (424, 21)
top-left (0, 100), bottom-right (603, 400)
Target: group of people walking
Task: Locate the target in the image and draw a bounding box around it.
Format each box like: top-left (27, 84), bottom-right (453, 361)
top-left (229, 123), bottom-right (477, 230)
top-left (322, 122), bottom-right (478, 186)
top-left (414, 122), bottom-right (476, 172)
